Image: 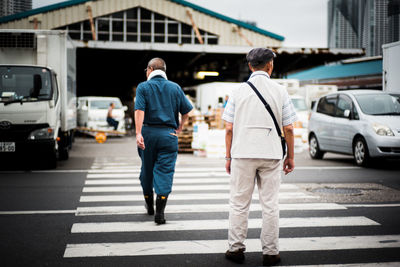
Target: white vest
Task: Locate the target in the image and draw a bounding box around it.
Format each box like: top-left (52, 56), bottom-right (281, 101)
top-left (231, 72), bottom-right (286, 159)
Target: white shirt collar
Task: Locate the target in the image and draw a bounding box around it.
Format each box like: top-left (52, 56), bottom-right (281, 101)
top-left (147, 69), bottom-right (168, 81)
top-left (250, 70), bottom-right (270, 79)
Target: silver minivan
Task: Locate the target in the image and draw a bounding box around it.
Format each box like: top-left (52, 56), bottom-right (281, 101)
top-left (308, 90), bottom-right (400, 166)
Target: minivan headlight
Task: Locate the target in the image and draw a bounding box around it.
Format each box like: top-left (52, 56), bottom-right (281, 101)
top-left (28, 127), bottom-right (54, 140)
top-left (372, 123), bottom-right (394, 136)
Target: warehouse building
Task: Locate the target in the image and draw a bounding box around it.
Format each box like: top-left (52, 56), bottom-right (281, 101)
top-left (0, 0), bottom-right (363, 100)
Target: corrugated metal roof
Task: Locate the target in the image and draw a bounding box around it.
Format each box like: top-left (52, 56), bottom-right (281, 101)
top-left (287, 59), bottom-right (382, 81)
top-left (0, 0), bottom-right (284, 41)
top-left (169, 0), bottom-right (284, 41)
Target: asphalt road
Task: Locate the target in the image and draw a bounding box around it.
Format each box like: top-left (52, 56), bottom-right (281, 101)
top-left (0, 136), bottom-right (399, 267)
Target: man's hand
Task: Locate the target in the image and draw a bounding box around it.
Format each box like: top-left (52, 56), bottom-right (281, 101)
top-left (176, 125), bottom-right (183, 134)
top-left (283, 157), bottom-right (294, 175)
top-left (136, 133), bottom-right (145, 150)
top-left (225, 159), bottom-right (231, 174)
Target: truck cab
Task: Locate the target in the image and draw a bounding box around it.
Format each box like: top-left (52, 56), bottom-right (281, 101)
top-left (0, 65), bottom-right (64, 167)
top-left (0, 30), bottom-right (77, 169)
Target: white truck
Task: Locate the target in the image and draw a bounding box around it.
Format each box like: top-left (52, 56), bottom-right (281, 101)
top-left (184, 82), bottom-right (240, 114)
top-left (0, 30), bottom-right (76, 168)
top-left (77, 96), bottom-right (127, 133)
top-left (383, 41), bottom-right (400, 95)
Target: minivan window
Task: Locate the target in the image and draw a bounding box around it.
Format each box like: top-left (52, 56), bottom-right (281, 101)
top-left (317, 95), bottom-right (337, 116)
top-left (355, 94), bottom-right (400, 115)
top-left (336, 95), bottom-right (352, 118)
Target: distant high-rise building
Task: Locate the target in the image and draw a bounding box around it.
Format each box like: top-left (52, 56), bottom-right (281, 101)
top-left (388, 0), bottom-right (400, 43)
top-left (328, 0), bottom-right (400, 56)
top-left (0, 0), bottom-right (32, 17)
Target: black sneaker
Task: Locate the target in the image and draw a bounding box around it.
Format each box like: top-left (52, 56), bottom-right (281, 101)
top-left (225, 248), bottom-right (245, 264)
top-left (263, 254), bottom-right (281, 266)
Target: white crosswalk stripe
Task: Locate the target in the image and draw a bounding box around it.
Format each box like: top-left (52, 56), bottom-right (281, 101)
top-left (75, 202), bottom-right (346, 216)
top-left (63, 158), bottom-right (400, 266)
top-left (82, 184), bottom-right (298, 192)
top-left (79, 192), bottom-right (317, 202)
top-left (64, 235), bottom-right (400, 258)
top-left (71, 216), bottom-right (379, 233)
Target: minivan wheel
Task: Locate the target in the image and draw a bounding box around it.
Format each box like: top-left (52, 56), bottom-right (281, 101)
top-left (309, 134), bottom-right (325, 159)
top-left (353, 137), bottom-right (370, 167)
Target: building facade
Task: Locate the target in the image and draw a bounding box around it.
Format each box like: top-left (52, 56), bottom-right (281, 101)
top-left (0, 0), bottom-right (32, 17)
top-left (328, 0), bottom-right (400, 56)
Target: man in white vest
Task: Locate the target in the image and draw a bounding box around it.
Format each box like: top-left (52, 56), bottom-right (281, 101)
top-left (222, 48), bottom-right (297, 266)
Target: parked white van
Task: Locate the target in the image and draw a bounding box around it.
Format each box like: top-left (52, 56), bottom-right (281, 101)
top-left (77, 96), bottom-right (127, 132)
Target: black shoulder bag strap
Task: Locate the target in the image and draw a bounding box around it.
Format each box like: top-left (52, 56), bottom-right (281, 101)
top-left (246, 81), bottom-right (286, 159)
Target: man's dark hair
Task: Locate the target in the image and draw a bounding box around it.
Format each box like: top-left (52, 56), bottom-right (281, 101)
top-left (147, 57), bottom-right (167, 72)
top-left (250, 60), bottom-right (272, 70)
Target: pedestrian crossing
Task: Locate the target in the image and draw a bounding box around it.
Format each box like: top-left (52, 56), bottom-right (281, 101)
top-left (64, 157), bottom-right (400, 266)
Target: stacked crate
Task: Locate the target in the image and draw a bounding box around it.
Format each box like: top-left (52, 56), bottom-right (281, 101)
top-left (178, 109), bottom-right (225, 153)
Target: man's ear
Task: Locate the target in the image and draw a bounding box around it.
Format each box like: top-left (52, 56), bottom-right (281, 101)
top-left (248, 63), bottom-right (253, 72)
top-left (266, 61), bottom-right (273, 74)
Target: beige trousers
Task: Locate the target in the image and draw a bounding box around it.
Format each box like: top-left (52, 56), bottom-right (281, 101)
top-left (228, 158), bottom-right (281, 255)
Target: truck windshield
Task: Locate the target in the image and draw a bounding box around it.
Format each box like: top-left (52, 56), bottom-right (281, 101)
top-left (90, 100), bottom-right (122, 109)
top-left (0, 66), bottom-right (52, 103)
top-left (355, 93), bottom-right (400, 115)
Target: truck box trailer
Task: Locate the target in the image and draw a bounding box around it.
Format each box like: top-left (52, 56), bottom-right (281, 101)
top-left (383, 41), bottom-right (400, 95)
top-left (0, 30), bottom-right (77, 168)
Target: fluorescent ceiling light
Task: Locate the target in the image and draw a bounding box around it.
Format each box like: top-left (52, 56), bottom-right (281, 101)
top-left (195, 71), bottom-right (219, 79)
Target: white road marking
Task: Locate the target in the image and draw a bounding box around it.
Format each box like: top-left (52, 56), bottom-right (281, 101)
top-left (344, 204), bottom-right (400, 208)
top-left (278, 263), bottom-right (400, 267)
top-left (0, 210), bottom-right (76, 215)
top-left (87, 172), bottom-right (229, 178)
top-left (90, 166), bottom-right (226, 172)
top-left (82, 184), bottom-right (298, 192)
top-left (75, 203), bottom-right (346, 216)
top-left (71, 216), bottom-right (379, 233)
top-left (79, 192), bottom-right (317, 202)
top-left (63, 235), bottom-right (400, 257)
top-left (0, 166), bottom-right (362, 174)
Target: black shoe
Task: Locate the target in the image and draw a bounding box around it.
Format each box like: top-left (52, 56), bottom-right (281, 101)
top-left (225, 248), bottom-right (245, 264)
top-left (155, 195), bottom-right (168, 224)
top-left (144, 194), bottom-right (154, 215)
top-left (263, 254), bottom-right (281, 266)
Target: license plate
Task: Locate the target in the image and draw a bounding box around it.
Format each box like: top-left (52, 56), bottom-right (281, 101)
top-left (0, 142), bottom-right (15, 152)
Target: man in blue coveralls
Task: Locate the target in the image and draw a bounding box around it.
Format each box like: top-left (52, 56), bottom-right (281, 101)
top-left (134, 57), bottom-right (193, 224)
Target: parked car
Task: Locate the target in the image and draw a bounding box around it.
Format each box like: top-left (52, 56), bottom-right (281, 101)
top-left (77, 96), bottom-right (127, 132)
top-left (308, 90), bottom-right (400, 166)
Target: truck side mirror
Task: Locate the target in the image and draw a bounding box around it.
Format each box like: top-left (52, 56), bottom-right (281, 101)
top-left (123, 105), bottom-right (128, 111)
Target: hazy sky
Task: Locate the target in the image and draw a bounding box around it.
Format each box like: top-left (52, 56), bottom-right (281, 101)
top-left (33, 0), bottom-right (328, 47)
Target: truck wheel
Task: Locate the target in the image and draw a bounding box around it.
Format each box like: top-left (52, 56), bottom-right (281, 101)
top-left (46, 149), bottom-right (57, 169)
top-left (353, 137), bottom-right (370, 167)
top-left (58, 146), bottom-right (69, 160)
top-left (309, 134), bottom-right (325, 159)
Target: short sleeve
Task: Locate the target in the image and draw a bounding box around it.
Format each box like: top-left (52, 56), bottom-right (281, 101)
top-left (222, 95), bottom-right (235, 123)
top-left (179, 89), bottom-right (193, 115)
top-left (282, 90), bottom-right (298, 126)
top-left (134, 84), bottom-right (146, 111)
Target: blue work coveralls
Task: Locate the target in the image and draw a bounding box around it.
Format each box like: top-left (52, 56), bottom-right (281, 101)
top-left (135, 75), bottom-right (193, 196)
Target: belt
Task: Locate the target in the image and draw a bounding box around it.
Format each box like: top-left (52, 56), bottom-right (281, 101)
top-left (143, 124), bottom-right (174, 128)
